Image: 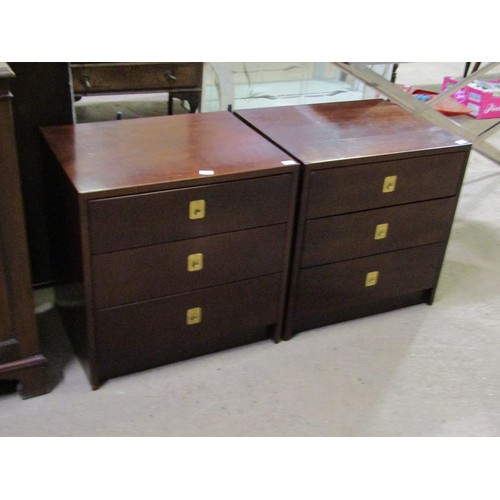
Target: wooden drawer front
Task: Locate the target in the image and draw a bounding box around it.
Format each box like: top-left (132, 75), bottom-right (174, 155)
top-left (295, 243), bottom-right (445, 327)
top-left (94, 274), bottom-right (282, 380)
top-left (307, 152), bottom-right (465, 218)
top-left (92, 224), bottom-right (287, 309)
top-left (89, 174), bottom-right (293, 254)
top-left (302, 197), bottom-right (456, 267)
top-left (71, 63), bottom-right (202, 94)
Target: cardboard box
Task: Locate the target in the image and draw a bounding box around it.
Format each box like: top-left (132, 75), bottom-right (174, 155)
top-left (442, 76), bottom-right (500, 119)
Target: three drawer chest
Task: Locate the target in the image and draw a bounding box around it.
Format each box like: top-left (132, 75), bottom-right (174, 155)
top-left (42, 111), bottom-right (299, 388)
top-left (236, 100), bottom-right (472, 338)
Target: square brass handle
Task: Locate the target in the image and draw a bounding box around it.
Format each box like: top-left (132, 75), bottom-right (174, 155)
top-left (186, 307), bottom-right (202, 325)
top-left (365, 271), bottom-right (379, 287)
top-left (382, 175), bottom-right (397, 193)
top-left (374, 223), bottom-right (389, 240)
top-left (189, 200), bottom-right (206, 219)
top-left (187, 253), bottom-right (204, 272)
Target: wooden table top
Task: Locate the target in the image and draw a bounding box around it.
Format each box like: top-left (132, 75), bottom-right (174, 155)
top-left (41, 111), bottom-right (298, 195)
top-left (236, 100), bottom-right (471, 167)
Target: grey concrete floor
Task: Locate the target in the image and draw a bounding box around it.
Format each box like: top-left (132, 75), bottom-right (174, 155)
top-left (1, 63), bottom-right (499, 438)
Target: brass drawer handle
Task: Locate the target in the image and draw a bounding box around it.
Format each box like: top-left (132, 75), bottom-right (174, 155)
top-left (187, 253), bottom-right (204, 272)
top-left (382, 175), bottom-right (397, 193)
top-left (365, 271), bottom-right (379, 287)
top-left (374, 223), bottom-right (389, 240)
top-left (186, 307), bottom-right (202, 325)
top-left (81, 75), bottom-right (92, 89)
top-left (189, 199), bottom-right (206, 219)
top-left (164, 70), bottom-right (177, 81)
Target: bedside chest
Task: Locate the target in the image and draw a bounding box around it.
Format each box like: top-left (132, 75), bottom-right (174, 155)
top-left (236, 100), bottom-right (471, 338)
top-left (41, 111), bottom-right (299, 388)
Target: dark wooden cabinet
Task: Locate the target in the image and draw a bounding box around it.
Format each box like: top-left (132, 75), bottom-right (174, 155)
top-left (8, 62), bottom-right (74, 287)
top-left (0, 63), bottom-right (49, 398)
top-left (236, 100), bottom-right (472, 338)
top-left (41, 111), bottom-right (299, 388)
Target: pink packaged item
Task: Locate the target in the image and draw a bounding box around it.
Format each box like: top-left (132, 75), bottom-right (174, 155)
top-left (442, 76), bottom-right (500, 119)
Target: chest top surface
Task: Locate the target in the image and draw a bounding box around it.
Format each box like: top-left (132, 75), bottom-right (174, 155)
top-left (236, 100), bottom-right (471, 166)
top-left (41, 111), bottom-right (297, 195)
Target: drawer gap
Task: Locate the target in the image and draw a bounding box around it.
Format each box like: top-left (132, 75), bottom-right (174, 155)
top-left (306, 195), bottom-right (457, 220)
top-left (91, 222), bottom-right (288, 256)
top-left (95, 272), bottom-right (284, 312)
top-left (300, 241), bottom-right (450, 270)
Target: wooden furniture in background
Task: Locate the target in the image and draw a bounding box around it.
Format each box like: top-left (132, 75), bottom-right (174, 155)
top-left (0, 63), bottom-right (49, 398)
top-left (8, 62), bottom-right (75, 287)
top-left (70, 62), bottom-right (203, 114)
top-left (236, 100), bottom-right (472, 338)
top-left (41, 111), bottom-right (299, 389)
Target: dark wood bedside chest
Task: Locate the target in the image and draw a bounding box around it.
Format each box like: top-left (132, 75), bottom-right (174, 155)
top-left (41, 111), bottom-right (299, 388)
top-left (236, 100), bottom-right (472, 338)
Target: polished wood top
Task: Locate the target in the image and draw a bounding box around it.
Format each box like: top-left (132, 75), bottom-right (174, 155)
top-left (236, 100), bottom-right (471, 166)
top-left (41, 111), bottom-right (297, 195)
